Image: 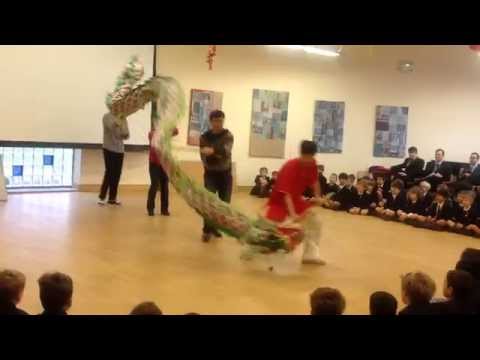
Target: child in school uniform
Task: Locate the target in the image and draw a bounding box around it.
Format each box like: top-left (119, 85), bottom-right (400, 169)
top-left (349, 179), bottom-right (375, 216)
top-left (324, 173), bottom-right (339, 198)
top-left (324, 173), bottom-right (355, 211)
top-left (375, 179), bottom-right (407, 220)
top-left (419, 181), bottom-right (434, 208)
top-left (250, 167), bottom-right (271, 198)
top-left (450, 191), bottom-right (478, 235)
top-left (374, 174), bottom-right (389, 205)
top-left (304, 164), bottom-right (327, 199)
top-left (417, 186), bottom-right (455, 231)
top-left (397, 186), bottom-right (427, 223)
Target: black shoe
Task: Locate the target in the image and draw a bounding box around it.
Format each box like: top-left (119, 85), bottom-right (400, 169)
top-left (148, 210), bottom-right (154, 216)
top-left (161, 210), bottom-right (170, 216)
top-left (202, 233), bottom-right (212, 243)
top-left (212, 229), bottom-right (223, 238)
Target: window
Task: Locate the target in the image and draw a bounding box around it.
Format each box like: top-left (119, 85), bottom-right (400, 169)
top-left (0, 147), bottom-right (74, 188)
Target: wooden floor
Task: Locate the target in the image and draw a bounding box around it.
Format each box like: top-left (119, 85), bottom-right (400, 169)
top-left (0, 190), bottom-right (479, 315)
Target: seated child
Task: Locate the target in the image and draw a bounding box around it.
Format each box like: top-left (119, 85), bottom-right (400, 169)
top-left (397, 185), bottom-right (427, 223)
top-left (38, 272), bottom-right (73, 315)
top-left (0, 269), bottom-right (28, 315)
top-left (451, 191), bottom-right (479, 235)
top-left (375, 179), bottom-right (406, 220)
top-left (324, 173), bottom-right (339, 198)
top-left (398, 272), bottom-right (437, 315)
top-left (348, 174), bottom-right (356, 187)
top-left (250, 167), bottom-right (271, 198)
top-left (324, 173), bottom-right (355, 211)
top-left (374, 174), bottom-right (389, 203)
top-left (310, 287), bottom-right (346, 315)
top-left (349, 180), bottom-right (374, 216)
top-left (435, 269), bottom-right (476, 314)
top-left (417, 186), bottom-right (455, 230)
top-left (366, 180), bottom-right (378, 211)
top-left (269, 171), bottom-right (278, 195)
top-left (369, 291), bottom-right (398, 315)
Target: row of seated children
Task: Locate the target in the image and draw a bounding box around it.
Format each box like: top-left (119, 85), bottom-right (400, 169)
top-left (250, 167), bottom-right (278, 198)
top-left (318, 172), bottom-right (480, 237)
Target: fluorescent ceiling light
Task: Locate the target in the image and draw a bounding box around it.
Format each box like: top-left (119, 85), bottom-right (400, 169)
top-left (270, 45), bottom-right (341, 57)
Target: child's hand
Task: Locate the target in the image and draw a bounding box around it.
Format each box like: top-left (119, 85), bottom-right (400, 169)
top-left (201, 147), bottom-right (215, 156)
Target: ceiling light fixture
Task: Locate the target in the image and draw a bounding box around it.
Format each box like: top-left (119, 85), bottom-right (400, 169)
top-left (270, 45), bottom-right (341, 57)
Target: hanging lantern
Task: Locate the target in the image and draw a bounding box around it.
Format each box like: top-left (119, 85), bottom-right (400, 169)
top-left (206, 45), bottom-right (216, 70)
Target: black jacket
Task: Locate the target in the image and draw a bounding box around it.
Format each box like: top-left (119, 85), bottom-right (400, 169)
top-left (459, 164), bottom-right (480, 186)
top-left (353, 191), bottom-right (376, 209)
top-left (319, 174), bottom-right (328, 196)
top-left (384, 191), bottom-right (407, 212)
top-left (199, 129), bottom-right (234, 172)
top-left (0, 301), bottom-right (29, 315)
top-left (453, 205), bottom-right (478, 225)
top-left (422, 160), bottom-right (452, 182)
top-left (426, 199), bottom-right (455, 220)
top-left (403, 199), bottom-right (427, 215)
top-left (325, 183), bottom-right (339, 195)
top-left (391, 157), bottom-right (425, 180)
top-left (332, 186), bottom-right (356, 210)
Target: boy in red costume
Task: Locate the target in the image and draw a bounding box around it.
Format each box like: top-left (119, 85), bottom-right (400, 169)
top-left (264, 140), bottom-right (325, 265)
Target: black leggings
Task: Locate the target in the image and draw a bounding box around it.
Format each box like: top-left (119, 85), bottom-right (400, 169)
top-left (99, 148), bottom-right (124, 202)
top-left (147, 163), bottom-right (169, 212)
top-left (203, 170), bottom-right (232, 234)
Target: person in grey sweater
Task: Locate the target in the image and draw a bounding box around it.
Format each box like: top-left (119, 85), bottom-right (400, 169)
top-left (98, 112), bottom-right (129, 205)
top-left (199, 110), bottom-right (234, 242)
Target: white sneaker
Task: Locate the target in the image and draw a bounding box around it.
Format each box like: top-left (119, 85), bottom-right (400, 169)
top-left (98, 199), bottom-right (106, 206)
top-left (108, 200), bottom-right (122, 206)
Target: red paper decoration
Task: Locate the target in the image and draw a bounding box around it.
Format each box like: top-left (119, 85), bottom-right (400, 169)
top-left (207, 45), bottom-right (216, 70)
top-left (469, 45), bottom-right (480, 52)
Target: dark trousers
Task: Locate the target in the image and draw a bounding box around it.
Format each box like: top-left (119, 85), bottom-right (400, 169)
top-left (147, 163), bottom-right (169, 212)
top-left (99, 148), bottom-right (124, 201)
top-left (203, 169), bottom-right (232, 234)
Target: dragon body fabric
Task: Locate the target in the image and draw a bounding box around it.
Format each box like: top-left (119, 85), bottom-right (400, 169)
top-left (106, 57), bottom-right (303, 256)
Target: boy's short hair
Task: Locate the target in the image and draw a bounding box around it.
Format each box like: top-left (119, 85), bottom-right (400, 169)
top-left (338, 173), bottom-right (348, 180)
top-left (0, 269), bottom-right (26, 304)
top-left (391, 179), bottom-right (405, 191)
top-left (446, 270), bottom-right (474, 301)
top-left (300, 140), bottom-right (317, 156)
top-left (318, 164), bottom-right (325, 171)
top-left (310, 287), bottom-right (346, 315)
top-left (130, 301), bottom-right (163, 315)
top-left (376, 174), bottom-right (385, 180)
top-left (357, 179), bottom-right (368, 188)
top-left (185, 312), bottom-right (200, 315)
top-left (408, 146), bottom-right (418, 153)
top-left (260, 167), bottom-right (268, 172)
top-left (38, 272), bottom-right (73, 313)
top-left (369, 291), bottom-right (398, 315)
top-left (436, 187), bottom-right (450, 200)
top-left (348, 174), bottom-right (356, 181)
top-left (401, 272), bottom-right (436, 305)
top-left (407, 186), bottom-right (422, 199)
top-left (209, 110), bottom-right (225, 121)
top-left (419, 181), bottom-right (431, 191)
top-left (458, 190), bottom-right (476, 202)
top-left (435, 148), bottom-right (445, 156)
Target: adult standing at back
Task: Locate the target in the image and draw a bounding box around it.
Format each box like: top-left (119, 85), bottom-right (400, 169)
top-left (199, 110), bottom-right (234, 243)
top-left (98, 111), bottom-right (129, 206)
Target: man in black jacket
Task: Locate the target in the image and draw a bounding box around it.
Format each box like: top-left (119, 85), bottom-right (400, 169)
top-left (199, 110), bottom-right (234, 243)
top-left (391, 146), bottom-right (425, 187)
top-left (417, 149), bottom-right (452, 191)
top-left (449, 152), bottom-right (480, 193)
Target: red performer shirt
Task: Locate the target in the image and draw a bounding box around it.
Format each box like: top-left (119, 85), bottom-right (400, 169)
top-left (265, 158), bottom-right (318, 222)
top-left (149, 128), bottom-right (178, 165)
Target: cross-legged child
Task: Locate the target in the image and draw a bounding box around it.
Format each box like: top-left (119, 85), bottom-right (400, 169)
top-left (349, 180), bottom-right (373, 216)
top-left (417, 186), bottom-right (455, 230)
top-left (324, 173), bottom-right (354, 211)
top-left (250, 167), bottom-right (271, 198)
top-left (264, 140), bottom-right (325, 265)
top-left (397, 186), bottom-right (427, 223)
top-left (452, 191), bottom-right (478, 235)
top-left (375, 179), bottom-right (406, 220)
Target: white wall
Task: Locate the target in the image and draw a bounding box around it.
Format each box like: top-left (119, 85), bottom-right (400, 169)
top-left (153, 45), bottom-right (480, 186)
top-left (68, 45), bottom-right (480, 187)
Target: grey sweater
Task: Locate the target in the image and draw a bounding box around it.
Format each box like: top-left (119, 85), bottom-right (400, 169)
top-left (102, 112), bottom-right (130, 153)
